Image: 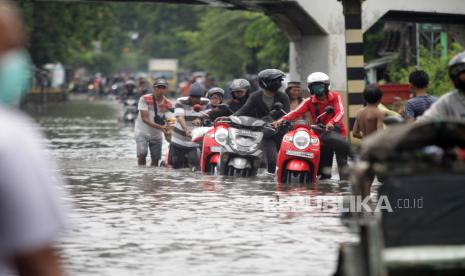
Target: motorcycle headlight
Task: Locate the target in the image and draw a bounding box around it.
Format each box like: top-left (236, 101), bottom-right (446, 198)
top-left (214, 128), bottom-right (228, 146)
top-left (293, 131), bottom-right (311, 150)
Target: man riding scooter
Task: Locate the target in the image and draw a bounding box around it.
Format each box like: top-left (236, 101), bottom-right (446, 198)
top-left (275, 72), bottom-right (349, 180)
top-left (234, 69), bottom-right (290, 174)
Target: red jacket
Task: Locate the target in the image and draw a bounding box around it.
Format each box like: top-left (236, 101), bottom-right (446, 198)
top-left (281, 91), bottom-right (347, 137)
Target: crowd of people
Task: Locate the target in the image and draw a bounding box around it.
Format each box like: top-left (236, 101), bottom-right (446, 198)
top-left (133, 50), bottom-right (465, 181)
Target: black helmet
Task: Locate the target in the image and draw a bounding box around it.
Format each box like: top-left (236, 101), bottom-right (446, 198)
top-left (230, 79), bottom-right (250, 93)
top-left (206, 87), bottom-right (224, 98)
top-left (449, 51), bottom-right (465, 91)
top-left (258, 69), bottom-right (285, 92)
top-left (189, 82), bottom-right (205, 97)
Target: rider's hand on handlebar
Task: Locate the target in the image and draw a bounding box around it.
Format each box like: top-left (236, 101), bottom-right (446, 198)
top-left (272, 120), bottom-right (283, 129)
top-left (192, 118), bottom-right (203, 127)
top-left (325, 122), bottom-right (334, 131)
top-left (215, 116), bottom-right (228, 122)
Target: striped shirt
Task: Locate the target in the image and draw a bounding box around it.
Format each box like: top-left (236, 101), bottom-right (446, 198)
top-left (172, 97), bottom-right (210, 148)
top-left (405, 95), bottom-right (437, 119)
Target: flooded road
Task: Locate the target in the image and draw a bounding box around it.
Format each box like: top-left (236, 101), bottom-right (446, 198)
top-left (33, 99), bottom-right (356, 276)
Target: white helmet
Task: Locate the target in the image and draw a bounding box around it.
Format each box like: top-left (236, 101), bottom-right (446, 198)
top-left (307, 72), bottom-right (330, 85)
top-left (307, 72), bottom-right (330, 95)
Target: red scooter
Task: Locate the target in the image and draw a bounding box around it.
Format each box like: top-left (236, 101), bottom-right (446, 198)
top-left (191, 105), bottom-right (230, 174)
top-left (276, 106), bottom-right (334, 184)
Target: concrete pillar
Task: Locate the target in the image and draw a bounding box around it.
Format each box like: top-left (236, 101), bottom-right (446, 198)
top-left (289, 34), bottom-right (348, 96)
top-left (341, 0), bottom-right (365, 132)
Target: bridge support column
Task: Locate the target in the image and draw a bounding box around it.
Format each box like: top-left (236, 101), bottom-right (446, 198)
top-left (341, 0), bottom-right (365, 132)
top-left (289, 35), bottom-right (347, 97)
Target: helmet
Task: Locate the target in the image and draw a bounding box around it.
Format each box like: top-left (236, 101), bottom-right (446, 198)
top-left (189, 82), bottom-right (205, 97)
top-left (206, 87), bottom-right (224, 98)
top-left (125, 79), bottom-right (136, 86)
top-left (230, 78), bottom-right (250, 93)
top-left (258, 69), bottom-right (285, 92)
top-left (448, 51), bottom-right (465, 91)
top-left (307, 72), bottom-right (330, 96)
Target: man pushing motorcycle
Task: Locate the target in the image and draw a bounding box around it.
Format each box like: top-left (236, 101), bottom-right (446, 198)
top-left (274, 72), bottom-right (349, 180)
top-left (234, 69), bottom-right (290, 174)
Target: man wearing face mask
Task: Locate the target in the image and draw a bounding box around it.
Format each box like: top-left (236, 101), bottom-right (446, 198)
top-left (0, 1), bottom-right (69, 276)
top-left (234, 69), bottom-right (290, 174)
top-left (275, 72), bottom-right (348, 180)
top-left (0, 2), bottom-right (31, 107)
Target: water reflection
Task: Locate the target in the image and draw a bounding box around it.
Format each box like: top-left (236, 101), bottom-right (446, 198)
top-left (32, 100), bottom-right (356, 276)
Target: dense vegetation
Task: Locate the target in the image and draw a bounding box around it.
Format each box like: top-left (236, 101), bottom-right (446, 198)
top-left (19, 2), bottom-right (289, 78)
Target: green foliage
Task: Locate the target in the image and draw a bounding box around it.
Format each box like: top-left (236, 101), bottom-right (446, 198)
top-left (181, 8), bottom-right (288, 79)
top-left (21, 2), bottom-right (288, 79)
top-left (244, 16), bottom-right (289, 68)
top-left (387, 43), bottom-right (463, 96)
top-left (180, 9), bottom-right (257, 79)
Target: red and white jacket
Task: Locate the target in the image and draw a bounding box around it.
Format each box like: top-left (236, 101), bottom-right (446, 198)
top-left (281, 91), bottom-right (347, 137)
top-left (142, 94), bottom-right (173, 113)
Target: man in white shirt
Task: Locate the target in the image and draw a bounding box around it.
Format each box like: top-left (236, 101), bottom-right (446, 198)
top-left (0, 1), bottom-right (68, 275)
top-left (135, 79), bottom-right (174, 166)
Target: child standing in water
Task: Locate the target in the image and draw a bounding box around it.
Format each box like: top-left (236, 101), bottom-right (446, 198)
top-left (352, 84), bottom-right (385, 139)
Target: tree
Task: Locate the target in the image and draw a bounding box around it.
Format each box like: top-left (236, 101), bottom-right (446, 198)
top-left (387, 43), bottom-right (463, 96)
top-left (180, 8), bottom-right (288, 79)
top-left (20, 2), bottom-right (288, 79)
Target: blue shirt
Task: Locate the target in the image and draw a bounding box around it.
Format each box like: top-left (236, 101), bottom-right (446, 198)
top-left (405, 95), bottom-right (437, 119)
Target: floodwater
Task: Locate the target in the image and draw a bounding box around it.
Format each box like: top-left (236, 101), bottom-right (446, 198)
top-left (32, 99), bottom-right (357, 276)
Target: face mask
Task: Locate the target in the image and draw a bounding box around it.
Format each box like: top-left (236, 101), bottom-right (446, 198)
top-left (456, 80), bottom-right (465, 92)
top-left (310, 83), bottom-right (327, 97)
top-left (267, 79), bottom-right (282, 93)
top-left (454, 71), bottom-right (465, 92)
top-left (0, 49), bottom-right (32, 107)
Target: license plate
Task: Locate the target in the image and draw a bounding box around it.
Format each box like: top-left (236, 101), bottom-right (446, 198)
top-left (237, 129), bottom-right (259, 138)
top-left (286, 150), bottom-right (313, 159)
top-left (210, 146), bottom-right (221, 152)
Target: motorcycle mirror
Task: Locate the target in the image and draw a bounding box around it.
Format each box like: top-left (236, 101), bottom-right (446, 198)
top-left (193, 104), bottom-right (202, 112)
top-left (324, 106), bottom-right (334, 114)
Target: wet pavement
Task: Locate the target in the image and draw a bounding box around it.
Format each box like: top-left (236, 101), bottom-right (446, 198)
top-left (32, 99), bottom-right (357, 276)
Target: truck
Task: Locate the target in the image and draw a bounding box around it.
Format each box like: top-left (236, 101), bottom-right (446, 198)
top-left (148, 59), bottom-right (178, 95)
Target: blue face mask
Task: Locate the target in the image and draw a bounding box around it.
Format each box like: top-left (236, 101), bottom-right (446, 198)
top-left (0, 49), bottom-right (32, 107)
top-left (310, 83), bottom-right (327, 97)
